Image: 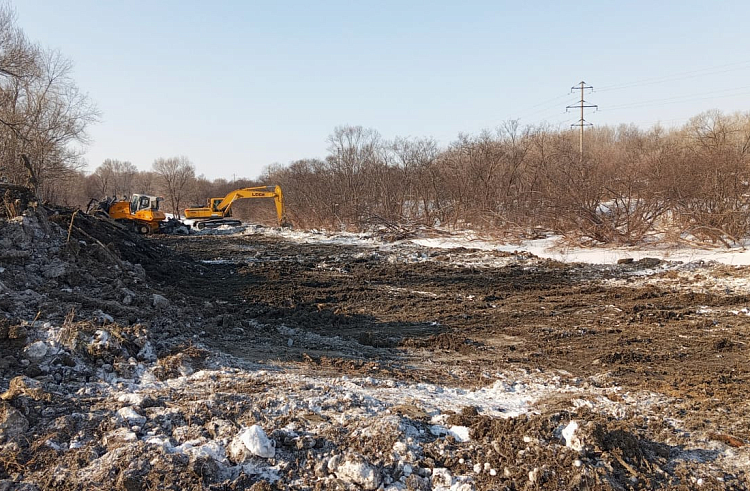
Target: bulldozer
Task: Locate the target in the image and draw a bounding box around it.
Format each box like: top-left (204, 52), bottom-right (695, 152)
top-left (184, 185), bottom-right (289, 230)
top-left (88, 194), bottom-right (187, 234)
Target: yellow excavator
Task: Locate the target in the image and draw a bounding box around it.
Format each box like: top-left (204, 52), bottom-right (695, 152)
top-left (184, 185), bottom-right (289, 230)
top-left (88, 194), bottom-right (187, 234)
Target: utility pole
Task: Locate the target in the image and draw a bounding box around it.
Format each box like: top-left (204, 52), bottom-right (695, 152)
top-left (566, 81), bottom-right (597, 160)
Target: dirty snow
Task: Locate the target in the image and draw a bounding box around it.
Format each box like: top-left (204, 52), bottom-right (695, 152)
top-left (212, 224), bottom-right (750, 266)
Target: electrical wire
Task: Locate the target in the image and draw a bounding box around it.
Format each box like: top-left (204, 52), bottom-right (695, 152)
top-left (596, 59), bottom-right (750, 92)
top-left (599, 85), bottom-right (750, 112)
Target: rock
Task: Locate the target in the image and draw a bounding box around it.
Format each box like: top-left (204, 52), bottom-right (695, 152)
top-left (24, 365), bottom-right (43, 378)
top-left (152, 294), bottom-right (169, 308)
top-left (0, 400), bottom-right (29, 441)
top-left (189, 455), bottom-right (219, 484)
top-left (116, 460), bottom-right (151, 491)
top-left (133, 264), bottom-right (146, 280)
top-left (335, 457), bottom-right (381, 490)
top-left (405, 474), bottom-right (431, 491)
top-left (239, 424), bottom-right (275, 458)
top-left (23, 341), bottom-right (48, 361)
top-left (617, 258), bottom-right (634, 265)
top-left (636, 257), bottom-right (662, 268)
top-left (42, 260), bottom-right (66, 279)
top-left (121, 288), bottom-right (136, 306)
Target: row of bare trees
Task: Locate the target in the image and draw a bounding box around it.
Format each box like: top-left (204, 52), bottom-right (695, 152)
top-left (43, 109), bottom-right (750, 245)
top-left (260, 111), bottom-right (750, 245)
top-left (0, 5), bottom-right (98, 201)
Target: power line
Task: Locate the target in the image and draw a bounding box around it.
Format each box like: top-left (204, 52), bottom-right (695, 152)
top-left (566, 81), bottom-right (597, 159)
top-left (599, 85), bottom-right (750, 112)
top-left (515, 93), bottom-right (574, 120)
top-left (597, 59), bottom-right (750, 92)
top-left (519, 97), bottom-right (580, 122)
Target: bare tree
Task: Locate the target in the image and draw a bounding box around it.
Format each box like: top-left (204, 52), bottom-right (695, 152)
top-left (391, 137), bottom-right (441, 224)
top-left (325, 126), bottom-right (383, 227)
top-left (90, 159), bottom-right (138, 198)
top-left (0, 6), bottom-right (98, 199)
top-left (152, 156), bottom-right (195, 218)
top-left (133, 170), bottom-right (158, 196)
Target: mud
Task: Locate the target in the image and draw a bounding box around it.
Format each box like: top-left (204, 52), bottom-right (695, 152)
top-left (162, 234), bottom-right (750, 425)
top-left (158, 233), bottom-right (750, 488)
top-left (2, 208), bottom-right (750, 490)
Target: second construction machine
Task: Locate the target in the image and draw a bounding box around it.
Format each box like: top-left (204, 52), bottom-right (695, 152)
top-left (184, 185), bottom-right (289, 230)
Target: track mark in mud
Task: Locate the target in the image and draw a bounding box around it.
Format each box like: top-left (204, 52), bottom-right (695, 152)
top-left (154, 233), bottom-right (750, 447)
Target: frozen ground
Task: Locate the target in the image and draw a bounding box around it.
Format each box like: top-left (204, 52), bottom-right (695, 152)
top-left (246, 226), bottom-right (750, 266)
top-left (2, 212), bottom-right (750, 490)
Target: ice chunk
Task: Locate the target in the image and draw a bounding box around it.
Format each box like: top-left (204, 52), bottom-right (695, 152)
top-left (562, 420), bottom-right (584, 452)
top-left (116, 406), bottom-right (146, 426)
top-left (239, 425), bottom-right (275, 458)
top-left (447, 425), bottom-right (471, 442)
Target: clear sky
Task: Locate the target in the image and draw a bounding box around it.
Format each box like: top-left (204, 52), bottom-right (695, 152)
top-left (13, 0), bottom-right (750, 180)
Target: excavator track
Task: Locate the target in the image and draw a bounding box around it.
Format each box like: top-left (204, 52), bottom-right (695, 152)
top-left (193, 218), bottom-right (243, 230)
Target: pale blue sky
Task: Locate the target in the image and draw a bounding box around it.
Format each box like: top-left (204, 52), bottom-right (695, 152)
top-left (14, 1), bottom-right (750, 179)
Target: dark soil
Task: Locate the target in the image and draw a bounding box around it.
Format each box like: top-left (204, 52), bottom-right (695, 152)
top-left (156, 234), bottom-right (750, 448)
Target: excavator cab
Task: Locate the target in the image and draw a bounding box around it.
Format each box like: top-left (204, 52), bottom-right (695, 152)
top-left (210, 198), bottom-right (225, 214)
top-left (130, 194), bottom-right (162, 214)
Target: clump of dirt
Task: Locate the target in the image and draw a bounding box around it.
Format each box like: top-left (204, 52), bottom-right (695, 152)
top-left (401, 333), bottom-right (478, 354)
top-left (152, 343), bottom-right (210, 380)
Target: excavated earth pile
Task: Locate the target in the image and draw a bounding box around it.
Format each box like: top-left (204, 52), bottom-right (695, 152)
top-left (1, 198), bottom-right (750, 490)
